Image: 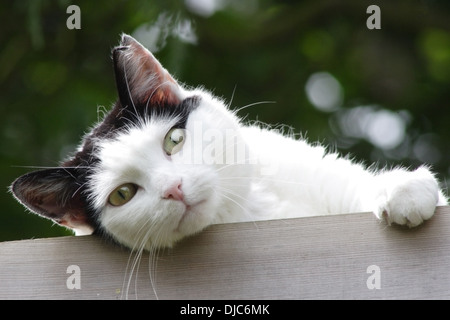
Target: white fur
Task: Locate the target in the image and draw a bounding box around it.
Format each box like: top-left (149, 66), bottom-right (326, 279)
top-left (88, 86), bottom-right (447, 249)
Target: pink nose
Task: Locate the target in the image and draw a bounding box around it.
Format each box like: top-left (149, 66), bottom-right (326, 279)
top-left (163, 183), bottom-right (184, 201)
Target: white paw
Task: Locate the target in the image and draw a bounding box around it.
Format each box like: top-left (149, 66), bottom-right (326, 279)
top-left (373, 166), bottom-right (444, 227)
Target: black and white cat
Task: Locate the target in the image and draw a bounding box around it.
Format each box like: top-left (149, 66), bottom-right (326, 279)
top-left (11, 34), bottom-right (447, 251)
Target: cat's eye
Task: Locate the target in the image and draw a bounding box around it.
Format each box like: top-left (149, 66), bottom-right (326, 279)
top-left (108, 183), bottom-right (138, 207)
top-left (163, 128), bottom-right (186, 156)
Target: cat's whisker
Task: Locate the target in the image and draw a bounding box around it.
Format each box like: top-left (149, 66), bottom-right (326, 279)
top-left (234, 101), bottom-right (277, 114)
top-left (220, 176), bottom-right (312, 187)
top-left (136, 220), bottom-right (164, 300)
top-left (148, 231), bottom-right (165, 300)
top-left (121, 217), bottom-right (155, 300)
top-left (10, 165), bottom-right (91, 169)
top-left (135, 236), bottom-right (153, 299)
top-left (131, 218), bottom-right (165, 301)
top-left (121, 253), bottom-right (135, 300)
top-left (70, 182), bottom-right (88, 200)
top-left (213, 156), bottom-right (262, 173)
top-left (122, 244), bottom-right (144, 299)
top-left (212, 187), bottom-right (259, 228)
top-left (122, 250), bottom-right (141, 299)
top-left (257, 177), bottom-right (311, 186)
top-left (145, 229), bottom-right (162, 300)
top-left (227, 84), bottom-right (238, 110)
top-left (215, 185), bottom-right (253, 205)
top-left (131, 243), bottom-right (147, 299)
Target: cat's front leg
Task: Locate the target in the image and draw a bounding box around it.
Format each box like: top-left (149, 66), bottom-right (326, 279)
top-left (372, 166), bottom-right (447, 227)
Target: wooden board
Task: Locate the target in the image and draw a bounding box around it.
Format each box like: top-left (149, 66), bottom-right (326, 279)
top-left (1, 206), bottom-right (450, 300)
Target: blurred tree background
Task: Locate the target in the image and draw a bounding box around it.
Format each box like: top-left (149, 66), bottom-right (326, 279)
top-left (1, 0), bottom-right (449, 241)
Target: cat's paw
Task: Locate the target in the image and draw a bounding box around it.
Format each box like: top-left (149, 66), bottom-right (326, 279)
top-left (373, 166), bottom-right (444, 227)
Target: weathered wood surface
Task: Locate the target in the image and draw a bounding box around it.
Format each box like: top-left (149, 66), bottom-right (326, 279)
top-left (1, 206), bottom-right (450, 300)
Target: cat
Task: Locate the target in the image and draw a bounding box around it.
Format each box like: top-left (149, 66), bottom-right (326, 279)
top-left (10, 34), bottom-right (448, 252)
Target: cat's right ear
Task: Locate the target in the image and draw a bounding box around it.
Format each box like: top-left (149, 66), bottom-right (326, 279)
top-left (10, 168), bottom-right (94, 235)
top-left (112, 34), bottom-right (183, 109)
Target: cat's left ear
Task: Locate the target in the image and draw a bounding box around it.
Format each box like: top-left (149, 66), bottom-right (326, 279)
top-left (10, 168), bottom-right (94, 235)
top-left (112, 33), bottom-right (183, 108)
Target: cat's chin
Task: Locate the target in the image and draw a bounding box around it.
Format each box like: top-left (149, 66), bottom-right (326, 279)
top-left (171, 199), bottom-right (213, 239)
top-left (135, 199), bottom-right (216, 250)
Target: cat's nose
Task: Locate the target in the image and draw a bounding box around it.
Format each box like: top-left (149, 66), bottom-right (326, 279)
top-left (163, 182), bottom-right (184, 201)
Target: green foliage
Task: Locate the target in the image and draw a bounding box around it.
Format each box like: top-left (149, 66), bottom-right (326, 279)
top-left (1, 0), bottom-right (449, 241)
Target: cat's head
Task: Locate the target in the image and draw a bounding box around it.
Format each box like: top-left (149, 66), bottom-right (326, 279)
top-left (11, 34), bottom-right (253, 250)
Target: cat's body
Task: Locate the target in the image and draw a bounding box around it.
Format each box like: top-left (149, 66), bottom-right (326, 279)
top-left (11, 34), bottom-right (447, 251)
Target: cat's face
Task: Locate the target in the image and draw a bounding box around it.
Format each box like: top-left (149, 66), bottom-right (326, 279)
top-left (11, 34), bottom-right (253, 250)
